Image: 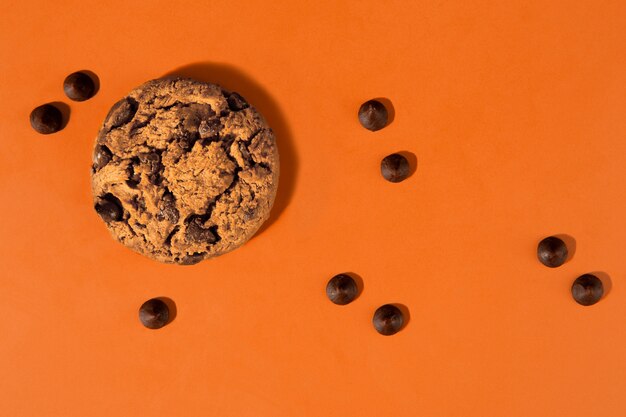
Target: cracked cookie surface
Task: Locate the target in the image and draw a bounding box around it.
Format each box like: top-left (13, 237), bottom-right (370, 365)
top-left (91, 78), bottom-right (279, 264)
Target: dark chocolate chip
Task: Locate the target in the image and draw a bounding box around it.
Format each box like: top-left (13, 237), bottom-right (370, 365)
top-left (157, 193), bottom-right (179, 223)
top-left (198, 119), bottom-right (221, 139)
top-left (571, 274), bottom-right (604, 306)
top-left (227, 92), bottom-right (249, 111)
top-left (92, 144), bottom-right (112, 171)
top-left (373, 304), bottom-right (404, 336)
top-left (63, 71), bottom-right (96, 102)
top-left (126, 161), bottom-right (140, 188)
top-left (105, 97), bottom-right (138, 130)
top-left (381, 153), bottom-right (410, 183)
top-left (180, 252), bottom-right (206, 265)
top-left (358, 100), bottom-right (388, 131)
top-left (95, 194), bottom-right (123, 222)
top-left (138, 298), bottom-right (170, 329)
top-left (186, 217), bottom-right (217, 244)
top-left (30, 104), bottom-right (63, 134)
top-left (537, 236), bottom-right (568, 268)
top-left (326, 274), bottom-right (359, 305)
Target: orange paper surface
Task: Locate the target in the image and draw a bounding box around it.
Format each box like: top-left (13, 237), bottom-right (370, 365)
top-left (1, 1), bottom-right (626, 416)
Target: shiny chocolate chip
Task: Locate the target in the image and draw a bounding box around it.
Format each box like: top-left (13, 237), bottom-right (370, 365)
top-left (139, 298), bottom-right (170, 329)
top-left (30, 104), bottom-right (63, 134)
top-left (358, 100), bottom-right (388, 131)
top-left (373, 304), bottom-right (404, 335)
top-left (326, 274), bottom-right (359, 305)
top-left (93, 144), bottom-right (112, 171)
top-left (381, 153), bottom-right (410, 183)
top-left (105, 97), bottom-right (138, 130)
top-left (571, 274), bottom-right (604, 306)
top-left (95, 194), bottom-right (123, 222)
top-left (537, 236), bottom-right (568, 268)
top-left (63, 71), bottom-right (96, 101)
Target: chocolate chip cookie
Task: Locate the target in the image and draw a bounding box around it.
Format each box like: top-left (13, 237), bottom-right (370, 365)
top-left (91, 78), bottom-right (279, 264)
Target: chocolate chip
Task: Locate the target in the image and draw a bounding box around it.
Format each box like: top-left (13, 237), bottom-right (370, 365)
top-left (373, 304), bottom-right (404, 335)
top-left (326, 274), bottom-right (359, 305)
top-left (198, 119), bottom-right (221, 139)
top-left (92, 144), bottom-right (112, 171)
top-left (537, 236), bottom-right (568, 268)
top-left (381, 153), bottom-right (410, 183)
top-left (63, 71), bottom-right (96, 101)
top-left (572, 274), bottom-right (604, 306)
top-left (95, 194), bottom-right (123, 222)
top-left (138, 298), bottom-right (170, 329)
top-left (358, 100), bottom-right (388, 131)
top-left (105, 97), bottom-right (138, 130)
top-left (186, 217), bottom-right (217, 244)
top-left (30, 104), bottom-right (63, 134)
top-left (226, 92), bottom-right (249, 111)
top-left (157, 193), bottom-right (179, 223)
top-left (180, 252), bottom-right (206, 265)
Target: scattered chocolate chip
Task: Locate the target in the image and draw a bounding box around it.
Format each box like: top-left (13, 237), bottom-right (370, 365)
top-left (63, 71), bottom-right (96, 101)
top-left (226, 92), bottom-right (249, 111)
top-left (186, 216), bottom-right (217, 243)
top-left (373, 304), bottom-right (404, 335)
top-left (180, 252), bottom-right (206, 265)
top-left (105, 97), bottom-right (138, 130)
top-left (326, 274), bottom-right (359, 305)
top-left (381, 153), bottom-right (410, 183)
top-left (30, 104), bottom-right (63, 134)
top-left (139, 298), bottom-right (170, 329)
top-left (537, 236), bottom-right (568, 268)
top-left (92, 144), bottom-right (112, 171)
top-left (157, 193), bottom-right (179, 223)
top-left (358, 100), bottom-right (388, 131)
top-left (95, 194), bottom-right (123, 222)
top-left (572, 274), bottom-right (604, 306)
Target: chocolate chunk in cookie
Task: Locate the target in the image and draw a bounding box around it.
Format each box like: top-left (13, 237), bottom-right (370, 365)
top-left (104, 97), bottom-right (138, 131)
top-left (226, 92), bottom-right (249, 111)
top-left (92, 144), bottom-right (112, 171)
top-left (185, 216), bottom-right (218, 244)
top-left (95, 194), bottom-right (123, 222)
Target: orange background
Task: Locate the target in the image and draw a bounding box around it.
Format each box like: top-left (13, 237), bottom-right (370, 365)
top-left (1, 1), bottom-right (626, 416)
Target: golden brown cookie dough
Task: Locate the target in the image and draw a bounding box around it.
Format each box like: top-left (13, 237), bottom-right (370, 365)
top-left (91, 78), bottom-right (279, 264)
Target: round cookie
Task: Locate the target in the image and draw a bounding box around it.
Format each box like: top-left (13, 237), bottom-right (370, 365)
top-left (91, 78), bottom-right (279, 264)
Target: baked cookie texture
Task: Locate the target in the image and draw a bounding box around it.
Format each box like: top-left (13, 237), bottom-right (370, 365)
top-left (91, 78), bottom-right (279, 264)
